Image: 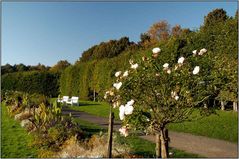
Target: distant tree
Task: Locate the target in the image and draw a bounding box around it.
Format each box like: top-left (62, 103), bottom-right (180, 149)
top-left (1, 64), bottom-right (15, 74)
top-left (139, 33), bottom-right (151, 44)
top-left (181, 28), bottom-right (191, 35)
top-left (204, 8), bottom-right (228, 27)
top-left (148, 20), bottom-right (170, 41)
top-left (80, 37), bottom-right (131, 62)
top-left (29, 63), bottom-right (48, 71)
top-left (171, 25), bottom-right (182, 38)
top-left (16, 63), bottom-right (28, 72)
top-left (80, 45), bottom-right (97, 62)
top-left (50, 60), bottom-right (71, 73)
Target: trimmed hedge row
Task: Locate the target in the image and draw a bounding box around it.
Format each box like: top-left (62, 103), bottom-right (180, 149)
top-left (60, 51), bottom-right (134, 100)
top-left (2, 71), bottom-right (59, 97)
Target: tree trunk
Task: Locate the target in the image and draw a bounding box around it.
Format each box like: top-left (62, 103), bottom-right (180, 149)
top-left (221, 101), bottom-right (225, 111)
top-left (155, 133), bottom-right (161, 158)
top-left (160, 127), bottom-right (168, 158)
top-left (203, 103), bottom-right (208, 109)
top-left (233, 102), bottom-right (238, 112)
top-left (107, 107), bottom-right (114, 158)
top-left (164, 128), bottom-right (169, 155)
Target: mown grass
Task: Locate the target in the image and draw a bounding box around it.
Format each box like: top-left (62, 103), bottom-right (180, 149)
top-left (67, 100), bottom-right (120, 120)
top-left (74, 118), bottom-right (201, 158)
top-left (66, 100), bottom-right (238, 143)
top-left (167, 110), bottom-right (238, 143)
top-left (1, 103), bottom-right (37, 158)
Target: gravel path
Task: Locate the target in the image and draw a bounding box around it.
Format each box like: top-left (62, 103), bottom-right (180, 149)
top-left (62, 108), bottom-right (238, 158)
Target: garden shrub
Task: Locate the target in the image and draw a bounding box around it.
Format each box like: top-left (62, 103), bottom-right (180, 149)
top-left (1, 71), bottom-right (59, 97)
top-left (2, 91), bottom-right (84, 158)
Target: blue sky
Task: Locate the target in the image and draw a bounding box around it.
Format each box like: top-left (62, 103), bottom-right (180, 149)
top-left (2, 1), bottom-right (237, 66)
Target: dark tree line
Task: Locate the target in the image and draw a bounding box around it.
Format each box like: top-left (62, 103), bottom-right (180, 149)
top-left (1, 63), bottom-right (50, 75)
top-left (1, 60), bottom-right (71, 75)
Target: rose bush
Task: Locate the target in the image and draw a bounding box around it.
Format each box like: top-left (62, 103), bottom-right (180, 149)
top-left (105, 46), bottom-right (216, 158)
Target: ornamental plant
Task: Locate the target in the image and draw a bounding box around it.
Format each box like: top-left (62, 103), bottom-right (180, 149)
top-left (105, 47), bottom-right (216, 158)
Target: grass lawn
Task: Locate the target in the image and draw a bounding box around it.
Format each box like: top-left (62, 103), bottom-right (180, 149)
top-left (1, 103), bottom-right (37, 158)
top-left (167, 110), bottom-right (238, 143)
top-left (65, 100), bottom-right (238, 143)
top-left (74, 118), bottom-right (201, 158)
top-left (66, 100), bottom-right (120, 120)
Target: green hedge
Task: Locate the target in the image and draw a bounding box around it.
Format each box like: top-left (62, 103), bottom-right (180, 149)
top-left (2, 71), bottom-right (59, 97)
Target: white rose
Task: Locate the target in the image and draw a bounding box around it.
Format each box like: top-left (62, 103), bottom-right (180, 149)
top-left (171, 91), bottom-right (177, 98)
top-left (123, 70), bottom-right (129, 77)
top-left (192, 50), bottom-right (197, 55)
top-left (163, 63), bottom-right (169, 68)
top-left (167, 69), bottom-right (171, 74)
top-left (119, 105), bottom-right (125, 120)
top-left (152, 47), bottom-right (161, 54)
top-left (126, 99), bottom-right (134, 106)
top-left (193, 66), bottom-right (200, 75)
top-left (129, 59), bottom-right (134, 65)
top-left (113, 82), bottom-right (122, 90)
top-left (119, 126), bottom-right (129, 137)
top-left (178, 57), bottom-right (185, 64)
top-left (115, 71), bottom-right (122, 77)
top-left (199, 48), bottom-right (207, 55)
top-left (131, 63), bottom-right (139, 69)
top-left (124, 105), bottom-right (134, 115)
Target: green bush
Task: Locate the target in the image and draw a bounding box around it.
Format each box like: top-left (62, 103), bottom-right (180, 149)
top-left (2, 71), bottom-right (59, 97)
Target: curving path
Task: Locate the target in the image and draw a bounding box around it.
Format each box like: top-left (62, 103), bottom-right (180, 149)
top-left (62, 108), bottom-right (238, 158)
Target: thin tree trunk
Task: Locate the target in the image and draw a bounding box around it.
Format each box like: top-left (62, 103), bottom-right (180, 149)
top-left (155, 133), bottom-right (161, 158)
top-left (164, 128), bottom-right (169, 155)
top-left (107, 107), bottom-right (114, 158)
top-left (233, 102), bottom-right (238, 112)
top-left (221, 101), bottom-right (225, 110)
top-left (160, 127), bottom-right (168, 158)
top-left (93, 89), bottom-right (96, 102)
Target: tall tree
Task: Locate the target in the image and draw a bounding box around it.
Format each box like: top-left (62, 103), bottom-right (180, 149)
top-left (148, 20), bottom-right (170, 41)
top-left (1, 64), bottom-right (15, 74)
top-left (16, 63), bottom-right (28, 72)
top-left (171, 24), bottom-right (182, 38)
top-left (204, 8), bottom-right (228, 27)
top-left (139, 33), bottom-right (151, 45)
top-left (50, 60), bottom-right (71, 73)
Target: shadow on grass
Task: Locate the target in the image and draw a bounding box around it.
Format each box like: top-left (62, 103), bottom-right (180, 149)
top-left (73, 118), bottom-right (107, 137)
top-left (80, 125), bottom-right (106, 134)
top-left (78, 103), bottom-right (101, 106)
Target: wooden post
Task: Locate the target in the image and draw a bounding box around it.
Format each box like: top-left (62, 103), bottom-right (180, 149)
top-left (233, 102), bottom-right (238, 112)
top-left (221, 101), bottom-right (225, 110)
top-left (107, 106), bottom-right (114, 158)
top-left (155, 133), bottom-right (161, 158)
top-left (203, 103), bottom-right (208, 109)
